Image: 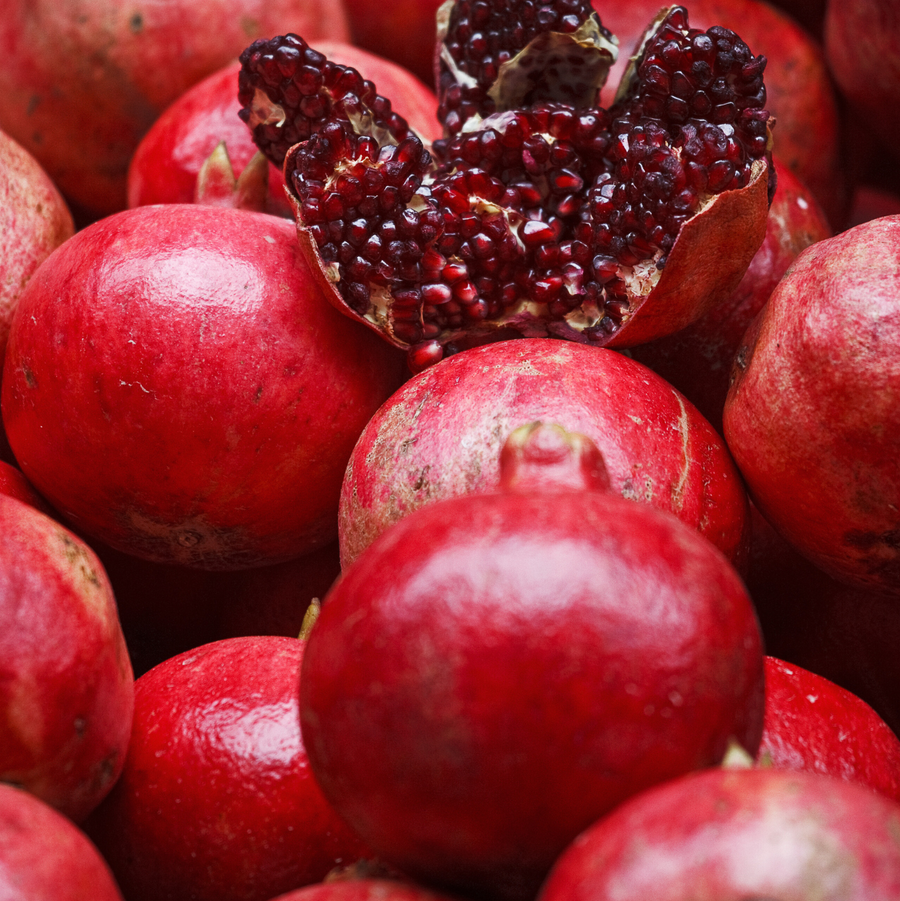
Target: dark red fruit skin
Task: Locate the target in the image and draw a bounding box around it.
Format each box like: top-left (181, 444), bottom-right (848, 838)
top-left (0, 783), bottom-right (124, 901)
top-left (759, 655), bottom-right (900, 802)
top-left (629, 157), bottom-right (831, 434)
top-left (84, 635), bottom-right (372, 901)
top-left (0, 494), bottom-right (134, 824)
top-left (1, 205), bottom-right (405, 569)
top-left (0, 457), bottom-right (54, 513)
top-left (339, 339), bottom-right (751, 571)
top-left (537, 767), bottom-right (900, 901)
top-left (723, 215), bottom-right (900, 595)
top-left (301, 487), bottom-right (765, 901)
top-left (596, 0), bottom-right (849, 229)
top-left (128, 47), bottom-right (441, 217)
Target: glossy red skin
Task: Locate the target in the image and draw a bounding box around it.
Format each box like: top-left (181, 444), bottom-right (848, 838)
top-left (339, 339), bottom-right (751, 571)
top-left (0, 783), bottom-right (124, 901)
top-left (84, 635), bottom-right (371, 901)
top-left (0, 494), bottom-right (134, 823)
top-left (825, 0), bottom-right (900, 163)
top-left (127, 46), bottom-right (442, 218)
top-left (595, 0), bottom-right (849, 229)
top-left (302, 489), bottom-right (765, 901)
top-left (629, 158), bottom-right (832, 434)
top-left (1, 205), bottom-right (405, 569)
top-left (759, 655), bottom-right (900, 802)
top-left (0, 457), bottom-right (53, 513)
top-left (0, 0), bottom-right (350, 220)
top-left (723, 216), bottom-right (900, 594)
top-left (538, 767), bottom-right (900, 901)
top-left (270, 880), bottom-right (462, 901)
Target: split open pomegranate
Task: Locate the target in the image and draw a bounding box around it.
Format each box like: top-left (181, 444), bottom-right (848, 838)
top-left (238, 2), bottom-right (773, 370)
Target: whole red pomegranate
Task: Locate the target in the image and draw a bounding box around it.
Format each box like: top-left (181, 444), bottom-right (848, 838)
top-left (723, 215), bottom-right (900, 594)
top-left (629, 155), bottom-right (831, 433)
top-left (339, 338), bottom-right (751, 570)
top-left (0, 493), bottom-right (134, 823)
top-left (538, 767), bottom-right (900, 901)
top-left (0, 128), bottom-right (75, 462)
top-left (301, 422), bottom-right (765, 901)
top-left (84, 635), bottom-right (372, 901)
top-left (595, 0), bottom-right (848, 229)
top-left (128, 45), bottom-right (442, 217)
top-left (0, 0), bottom-right (350, 220)
top-left (0, 783), bottom-right (124, 901)
top-left (239, 2), bottom-right (773, 372)
top-left (1, 204), bottom-right (405, 569)
top-left (759, 655), bottom-right (900, 802)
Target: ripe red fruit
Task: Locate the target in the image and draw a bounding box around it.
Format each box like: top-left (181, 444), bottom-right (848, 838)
top-left (629, 155), bottom-right (831, 433)
top-left (759, 655), bottom-right (900, 802)
top-left (723, 215), bottom-right (900, 594)
top-left (0, 783), bottom-right (124, 901)
top-left (0, 494), bottom-right (133, 823)
top-left (339, 339), bottom-right (751, 571)
top-left (538, 767), bottom-right (900, 901)
top-left (0, 0), bottom-right (351, 220)
top-left (128, 45), bottom-right (442, 218)
top-left (301, 422), bottom-right (765, 901)
top-left (84, 635), bottom-right (372, 901)
top-left (1, 205), bottom-right (405, 569)
top-left (239, 3), bottom-right (773, 371)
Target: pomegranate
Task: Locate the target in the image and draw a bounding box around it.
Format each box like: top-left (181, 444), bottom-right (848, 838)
top-left (0, 0), bottom-right (351, 221)
top-left (1, 205), bottom-right (405, 569)
top-left (538, 767), bottom-right (900, 901)
top-left (595, 0), bottom-right (848, 229)
top-left (84, 635), bottom-right (372, 901)
top-left (0, 128), bottom-right (75, 463)
top-left (0, 457), bottom-right (53, 513)
top-left (239, 2), bottom-right (773, 372)
top-left (0, 783), bottom-right (124, 901)
top-left (629, 155), bottom-right (831, 433)
top-left (825, 0), bottom-right (900, 165)
top-left (759, 655), bottom-right (900, 802)
top-left (128, 45), bottom-right (442, 218)
top-left (723, 215), bottom-right (900, 595)
top-left (0, 493), bottom-right (134, 823)
top-left (338, 338), bottom-right (751, 571)
top-left (300, 422), bottom-right (765, 901)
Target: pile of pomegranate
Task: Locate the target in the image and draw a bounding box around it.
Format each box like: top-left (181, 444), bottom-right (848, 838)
top-left (2, 0), bottom-right (900, 898)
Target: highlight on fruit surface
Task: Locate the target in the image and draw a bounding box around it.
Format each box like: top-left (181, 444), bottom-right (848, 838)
top-left (238, 1), bottom-right (774, 371)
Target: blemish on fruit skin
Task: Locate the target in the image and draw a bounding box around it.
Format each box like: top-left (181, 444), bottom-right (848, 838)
top-left (22, 366), bottom-right (36, 389)
top-left (129, 12), bottom-right (143, 32)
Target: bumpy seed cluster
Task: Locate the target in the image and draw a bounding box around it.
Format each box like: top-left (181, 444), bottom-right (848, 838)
top-left (436, 0), bottom-right (612, 141)
top-left (238, 33), bottom-right (411, 166)
top-left (240, 3), bottom-right (771, 365)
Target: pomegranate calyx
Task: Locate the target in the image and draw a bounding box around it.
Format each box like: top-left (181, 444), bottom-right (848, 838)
top-left (498, 421), bottom-right (612, 494)
top-left (195, 142), bottom-right (270, 211)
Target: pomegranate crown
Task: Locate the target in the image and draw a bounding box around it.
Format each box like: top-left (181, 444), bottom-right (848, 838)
top-left (239, 2), bottom-right (773, 373)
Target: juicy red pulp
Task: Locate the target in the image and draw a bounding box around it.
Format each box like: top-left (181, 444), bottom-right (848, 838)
top-left (239, 3), bottom-right (771, 370)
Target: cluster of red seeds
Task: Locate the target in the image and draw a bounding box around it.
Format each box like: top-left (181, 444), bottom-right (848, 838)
top-left (238, 34), bottom-right (411, 165)
top-left (436, 0), bottom-right (611, 140)
top-left (240, 3), bottom-right (770, 359)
